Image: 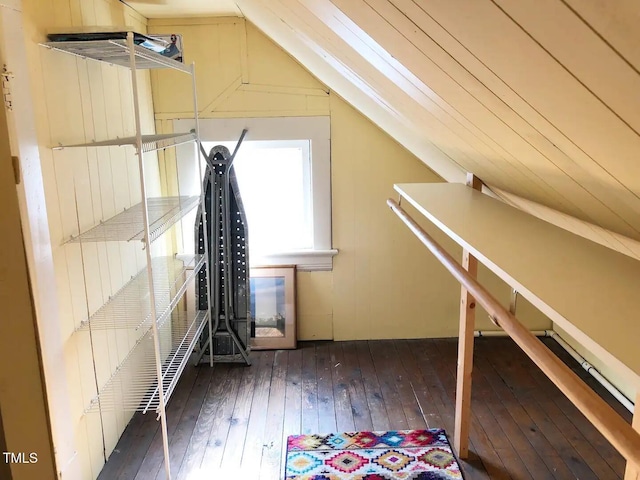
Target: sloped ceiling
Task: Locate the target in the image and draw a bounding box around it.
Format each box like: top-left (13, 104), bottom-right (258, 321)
top-left (130, 0), bottom-right (640, 245)
top-left (123, 0), bottom-right (241, 18)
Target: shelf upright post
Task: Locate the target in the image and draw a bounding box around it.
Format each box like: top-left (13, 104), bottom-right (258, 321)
top-left (190, 62), bottom-right (215, 367)
top-left (126, 32), bottom-right (172, 480)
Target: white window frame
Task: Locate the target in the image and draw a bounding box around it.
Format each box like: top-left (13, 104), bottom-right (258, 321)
top-left (174, 116), bottom-right (337, 271)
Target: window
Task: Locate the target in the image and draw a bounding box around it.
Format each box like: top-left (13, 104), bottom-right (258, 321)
top-left (203, 140), bottom-right (312, 255)
top-left (175, 117), bottom-right (336, 271)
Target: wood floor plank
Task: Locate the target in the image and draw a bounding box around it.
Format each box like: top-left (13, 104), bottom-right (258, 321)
top-left (469, 341), bottom-right (564, 480)
top-left (424, 339), bottom-right (523, 480)
top-left (329, 342), bottom-right (356, 432)
top-left (355, 340), bottom-right (390, 431)
top-left (394, 339), bottom-right (444, 429)
top-left (388, 340), bottom-right (428, 430)
top-left (106, 365), bottom-right (199, 480)
top-left (503, 339), bottom-right (624, 479)
top-left (405, 339), bottom-right (456, 433)
top-left (315, 342), bottom-right (337, 434)
top-left (219, 361), bottom-right (260, 470)
top-left (540, 339), bottom-right (629, 474)
top-left (175, 364), bottom-right (231, 480)
top-left (441, 341), bottom-right (554, 480)
top-left (97, 339), bottom-right (629, 480)
top-left (481, 339), bottom-right (600, 480)
top-left (132, 365), bottom-right (202, 480)
top-left (239, 350), bottom-right (275, 475)
top-left (420, 339), bottom-right (513, 480)
top-left (99, 406), bottom-right (154, 480)
top-left (368, 340), bottom-right (409, 430)
top-left (282, 348), bottom-right (303, 436)
top-left (154, 365), bottom-right (216, 480)
top-left (300, 343), bottom-right (319, 435)
top-left (341, 340), bottom-right (374, 432)
top-left (439, 340), bottom-right (537, 480)
top-left (197, 364), bottom-right (244, 472)
top-left (397, 339), bottom-right (494, 480)
top-left (259, 349), bottom-right (288, 480)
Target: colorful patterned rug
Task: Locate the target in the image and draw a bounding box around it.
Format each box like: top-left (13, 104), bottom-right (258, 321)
top-left (285, 429), bottom-right (463, 479)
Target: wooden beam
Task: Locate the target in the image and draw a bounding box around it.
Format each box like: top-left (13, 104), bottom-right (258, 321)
top-left (624, 393), bottom-right (640, 480)
top-left (387, 197), bottom-right (640, 468)
top-left (454, 174), bottom-right (482, 458)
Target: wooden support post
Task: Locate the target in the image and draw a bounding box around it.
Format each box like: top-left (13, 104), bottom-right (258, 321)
top-left (454, 173), bottom-right (482, 458)
top-left (624, 393), bottom-right (640, 480)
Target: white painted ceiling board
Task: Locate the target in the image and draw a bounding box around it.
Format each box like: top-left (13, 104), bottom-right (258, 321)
top-left (123, 0), bottom-right (241, 18)
top-left (495, 0), bottom-right (640, 136)
top-left (396, 182), bottom-right (640, 389)
top-left (333, 0), bottom-right (640, 240)
top-left (234, 0), bottom-right (467, 184)
top-left (563, 0), bottom-right (640, 73)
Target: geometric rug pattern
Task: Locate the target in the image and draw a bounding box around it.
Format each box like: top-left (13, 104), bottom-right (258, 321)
top-left (285, 429), bottom-right (463, 479)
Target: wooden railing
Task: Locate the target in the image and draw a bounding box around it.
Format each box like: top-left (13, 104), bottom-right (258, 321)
top-left (387, 197), bottom-right (640, 471)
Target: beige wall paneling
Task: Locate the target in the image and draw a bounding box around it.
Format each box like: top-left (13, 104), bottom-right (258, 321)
top-left (330, 95), bottom-right (460, 340)
top-left (21, 0), bottom-right (161, 478)
top-left (331, 96), bottom-right (550, 339)
top-left (0, 3), bottom-right (59, 478)
top-left (149, 18), bottom-right (244, 117)
top-left (296, 271), bottom-right (333, 340)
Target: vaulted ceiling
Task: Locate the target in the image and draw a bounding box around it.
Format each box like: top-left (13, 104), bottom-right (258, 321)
top-left (126, 0), bottom-right (640, 249)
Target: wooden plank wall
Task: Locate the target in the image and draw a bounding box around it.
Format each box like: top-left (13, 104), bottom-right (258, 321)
top-left (22, 1), bottom-right (162, 478)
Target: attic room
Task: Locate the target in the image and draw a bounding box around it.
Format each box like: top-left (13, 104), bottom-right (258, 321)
top-left (0, 0), bottom-right (639, 479)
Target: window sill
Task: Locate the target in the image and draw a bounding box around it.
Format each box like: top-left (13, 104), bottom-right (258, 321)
top-left (249, 249), bottom-right (338, 272)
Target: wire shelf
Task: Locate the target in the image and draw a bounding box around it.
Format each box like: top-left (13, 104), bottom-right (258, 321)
top-left (85, 309), bottom-right (208, 414)
top-left (68, 196), bottom-right (199, 243)
top-left (43, 39), bottom-right (191, 73)
top-left (76, 255), bottom-right (205, 332)
top-left (52, 132), bottom-right (196, 153)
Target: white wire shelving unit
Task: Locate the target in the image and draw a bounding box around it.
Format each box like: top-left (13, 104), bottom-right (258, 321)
top-left (44, 32), bottom-right (212, 480)
top-left (67, 196), bottom-right (199, 243)
top-left (85, 309), bottom-right (208, 414)
top-left (75, 255), bottom-right (205, 332)
top-left (52, 132), bottom-right (197, 153)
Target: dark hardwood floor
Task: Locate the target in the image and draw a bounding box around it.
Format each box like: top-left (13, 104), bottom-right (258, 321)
top-left (98, 337), bottom-right (632, 480)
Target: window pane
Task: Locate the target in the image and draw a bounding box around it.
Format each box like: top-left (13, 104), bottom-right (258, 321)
top-left (203, 141), bottom-right (312, 256)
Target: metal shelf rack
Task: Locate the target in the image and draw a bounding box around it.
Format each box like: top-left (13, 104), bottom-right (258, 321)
top-left (85, 309), bottom-right (209, 414)
top-left (75, 255), bottom-right (205, 332)
top-left (52, 132), bottom-right (197, 153)
top-left (44, 31), bottom-right (212, 480)
top-left (43, 38), bottom-right (191, 72)
top-left (67, 196), bottom-right (199, 243)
